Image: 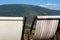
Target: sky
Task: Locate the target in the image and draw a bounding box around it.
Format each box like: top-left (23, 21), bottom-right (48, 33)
top-left (0, 0), bottom-right (60, 10)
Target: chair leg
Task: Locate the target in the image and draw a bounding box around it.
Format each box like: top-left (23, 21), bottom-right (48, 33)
top-left (27, 31), bottom-right (30, 40)
top-left (51, 31), bottom-right (59, 40)
top-left (51, 37), bottom-right (54, 40)
top-left (56, 32), bottom-right (59, 40)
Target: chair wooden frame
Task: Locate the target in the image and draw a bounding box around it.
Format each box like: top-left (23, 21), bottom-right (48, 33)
top-left (21, 17), bottom-right (26, 40)
top-left (29, 16), bottom-right (60, 40)
top-left (0, 17), bottom-right (26, 40)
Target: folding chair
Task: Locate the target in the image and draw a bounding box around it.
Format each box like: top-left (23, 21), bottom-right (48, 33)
top-left (29, 16), bottom-right (60, 40)
top-left (0, 17), bottom-right (26, 40)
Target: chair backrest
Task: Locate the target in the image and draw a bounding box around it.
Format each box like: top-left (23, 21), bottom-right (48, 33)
top-left (32, 16), bottom-right (60, 40)
top-left (0, 17), bottom-right (26, 40)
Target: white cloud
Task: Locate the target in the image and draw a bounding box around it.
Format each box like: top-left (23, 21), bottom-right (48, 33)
top-left (40, 3), bottom-right (60, 10)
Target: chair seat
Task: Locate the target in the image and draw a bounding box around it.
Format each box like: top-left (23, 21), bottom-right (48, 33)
top-left (0, 17), bottom-right (26, 40)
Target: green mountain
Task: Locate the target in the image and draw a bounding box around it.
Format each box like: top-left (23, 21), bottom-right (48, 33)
top-left (0, 4), bottom-right (60, 24)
